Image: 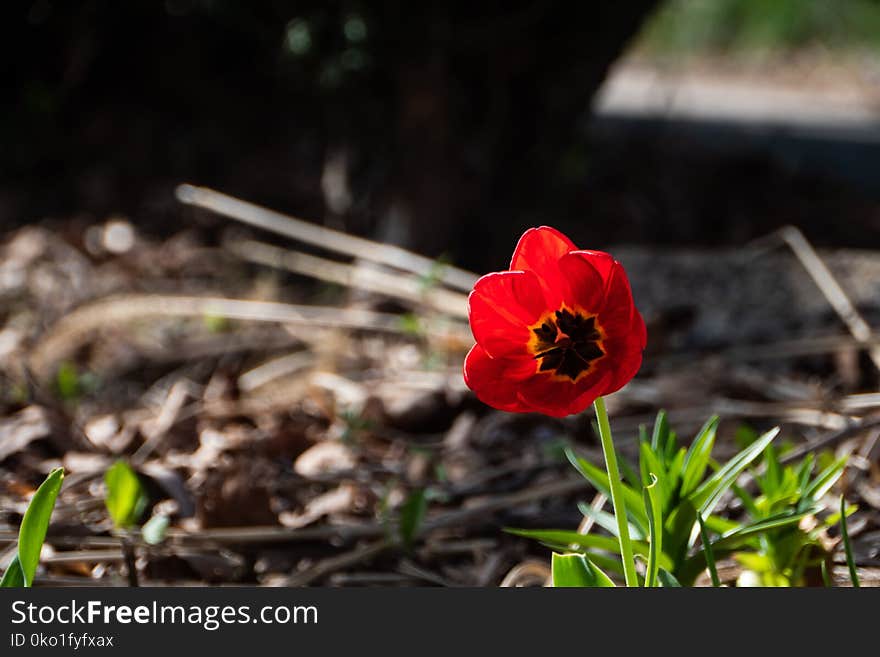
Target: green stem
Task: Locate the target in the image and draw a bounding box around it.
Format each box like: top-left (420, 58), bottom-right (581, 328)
top-left (593, 396), bottom-right (638, 587)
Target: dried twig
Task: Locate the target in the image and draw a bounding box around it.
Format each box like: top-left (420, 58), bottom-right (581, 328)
top-left (237, 351), bottom-right (316, 393)
top-left (226, 238), bottom-right (469, 319)
top-left (776, 226), bottom-right (880, 371)
top-left (176, 184), bottom-right (478, 292)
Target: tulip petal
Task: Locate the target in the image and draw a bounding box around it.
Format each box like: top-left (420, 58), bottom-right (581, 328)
top-left (599, 307), bottom-right (646, 394)
top-left (509, 226), bottom-right (578, 308)
top-left (557, 251), bottom-right (611, 313)
top-left (516, 368), bottom-right (609, 417)
top-left (594, 260), bottom-right (638, 338)
top-left (468, 270), bottom-right (545, 358)
top-left (463, 344), bottom-right (537, 413)
top-left (510, 226), bottom-right (577, 273)
top-left (575, 249), bottom-right (615, 284)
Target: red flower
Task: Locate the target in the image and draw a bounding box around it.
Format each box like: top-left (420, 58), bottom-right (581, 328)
top-left (463, 226), bottom-right (646, 417)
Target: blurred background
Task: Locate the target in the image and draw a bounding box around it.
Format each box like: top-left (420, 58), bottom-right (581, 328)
top-left (2, 1), bottom-right (880, 586)
top-left (4, 1), bottom-right (880, 261)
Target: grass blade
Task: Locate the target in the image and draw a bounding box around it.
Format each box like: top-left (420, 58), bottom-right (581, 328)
top-left (711, 509), bottom-right (814, 551)
top-left (680, 416), bottom-right (718, 497)
top-left (17, 468), bottom-right (64, 587)
top-left (690, 426), bottom-right (779, 516)
top-left (658, 568), bottom-right (682, 587)
top-left (576, 502), bottom-right (646, 541)
top-left (643, 474), bottom-right (663, 587)
top-left (398, 488), bottom-right (428, 549)
top-left (697, 512), bottom-right (721, 587)
top-left (0, 555), bottom-right (25, 588)
top-left (650, 410), bottom-right (668, 451)
top-left (840, 496), bottom-right (860, 588)
top-left (804, 456), bottom-right (847, 502)
top-left (821, 559), bottom-right (833, 588)
top-left (506, 528), bottom-right (672, 570)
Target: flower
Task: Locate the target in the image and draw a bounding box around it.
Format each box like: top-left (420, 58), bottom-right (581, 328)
top-left (463, 226), bottom-right (646, 417)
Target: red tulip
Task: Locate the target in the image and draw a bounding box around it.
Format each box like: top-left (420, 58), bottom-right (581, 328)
top-left (463, 226), bottom-right (646, 417)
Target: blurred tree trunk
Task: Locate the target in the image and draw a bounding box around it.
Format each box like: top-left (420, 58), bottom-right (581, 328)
top-left (380, 1), bottom-right (661, 257)
top-left (0, 1), bottom-right (660, 263)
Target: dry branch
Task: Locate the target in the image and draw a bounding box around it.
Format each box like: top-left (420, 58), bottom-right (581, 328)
top-left (225, 237), bottom-right (469, 319)
top-left (176, 184), bottom-right (479, 292)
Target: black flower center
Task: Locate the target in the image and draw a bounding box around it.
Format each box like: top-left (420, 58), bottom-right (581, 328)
top-left (531, 309), bottom-right (604, 381)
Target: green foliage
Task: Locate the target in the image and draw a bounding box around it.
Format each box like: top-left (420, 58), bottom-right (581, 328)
top-left (551, 553), bottom-right (615, 587)
top-left (697, 512), bottom-right (721, 587)
top-left (54, 362), bottom-right (98, 401)
top-left (512, 411), bottom-right (790, 586)
top-left (643, 474), bottom-right (663, 587)
top-left (728, 445), bottom-right (848, 586)
top-left (840, 496), bottom-right (860, 588)
top-left (55, 362), bottom-right (81, 401)
top-left (104, 461), bottom-right (148, 529)
top-left (397, 488), bottom-right (428, 550)
top-left (638, 0), bottom-right (880, 57)
top-left (658, 568), bottom-right (682, 588)
top-left (1, 468), bottom-right (64, 587)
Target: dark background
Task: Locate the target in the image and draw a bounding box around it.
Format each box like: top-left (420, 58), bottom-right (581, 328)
top-left (0, 1), bottom-right (659, 267)
top-left (7, 0), bottom-right (880, 273)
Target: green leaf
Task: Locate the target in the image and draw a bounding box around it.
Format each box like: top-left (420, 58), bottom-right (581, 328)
top-left (651, 410), bottom-right (668, 452)
top-left (506, 528), bottom-right (627, 555)
top-left (680, 416), bottom-right (718, 497)
top-left (506, 528), bottom-right (669, 569)
top-left (840, 496), bottom-right (860, 588)
top-left (821, 559), bottom-right (833, 588)
top-left (701, 513), bottom-right (739, 536)
top-left (665, 447), bottom-right (687, 498)
top-left (582, 551), bottom-right (627, 577)
top-left (398, 488), bottom-right (428, 549)
top-left (661, 500), bottom-right (697, 572)
top-left (689, 426), bottom-right (779, 516)
top-left (795, 453), bottom-right (815, 495)
top-left (551, 553), bottom-right (616, 587)
top-left (141, 514), bottom-right (170, 546)
top-left (17, 468), bottom-right (64, 587)
top-left (576, 502), bottom-right (646, 541)
top-left (643, 474), bottom-right (663, 587)
top-left (104, 461), bottom-right (147, 529)
top-left (731, 483), bottom-right (761, 519)
top-left (658, 568), bottom-right (682, 587)
top-left (711, 509), bottom-right (815, 551)
top-left (0, 555), bottom-right (25, 588)
top-left (762, 444), bottom-right (782, 495)
top-left (639, 442), bottom-right (667, 509)
top-left (803, 456), bottom-right (847, 502)
top-left (566, 449), bottom-right (649, 534)
top-left (55, 362), bottom-right (81, 401)
top-left (697, 512), bottom-right (721, 587)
